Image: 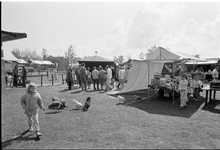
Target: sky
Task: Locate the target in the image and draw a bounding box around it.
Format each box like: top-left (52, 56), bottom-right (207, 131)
top-left (2, 1), bottom-right (220, 61)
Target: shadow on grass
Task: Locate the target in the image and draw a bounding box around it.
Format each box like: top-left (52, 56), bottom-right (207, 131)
top-left (59, 89), bottom-right (70, 92)
top-left (70, 90), bottom-right (83, 94)
top-left (45, 111), bottom-right (62, 114)
top-left (202, 99), bottom-right (220, 114)
top-left (69, 108), bottom-right (82, 111)
top-left (109, 89), bottom-right (205, 118)
top-left (1, 130), bottom-right (39, 149)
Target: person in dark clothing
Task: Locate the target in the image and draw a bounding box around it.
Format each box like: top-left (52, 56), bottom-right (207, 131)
top-left (13, 65), bottom-right (18, 87)
top-left (66, 67), bottom-right (73, 90)
top-left (22, 65), bottom-right (27, 87)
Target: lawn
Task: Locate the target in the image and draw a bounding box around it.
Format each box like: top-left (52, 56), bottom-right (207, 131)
top-left (2, 84), bottom-right (220, 149)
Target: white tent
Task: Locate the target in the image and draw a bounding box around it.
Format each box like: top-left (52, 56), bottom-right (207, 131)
top-left (30, 60), bottom-right (53, 65)
top-left (107, 47), bottom-right (205, 95)
top-left (3, 50), bottom-right (18, 61)
top-left (148, 47), bottom-right (205, 61)
top-left (108, 60), bottom-right (169, 95)
top-left (16, 59), bottom-right (28, 64)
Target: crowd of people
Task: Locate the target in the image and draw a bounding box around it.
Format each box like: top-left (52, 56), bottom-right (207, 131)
top-left (66, 63), bottom-right (132, 91)
top-left (152, 66), bottom-right (220, 110)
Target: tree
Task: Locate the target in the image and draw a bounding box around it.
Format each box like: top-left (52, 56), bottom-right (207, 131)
top-left (65, 45), bottom-right (77, 66)
top-left (21, 48), bottom-right (42, 60)
top-left (41, 48), bottom-right (48, 60)
top-left (11, 48), bottom-right (22, 59)
top-left (146, 45), bottom-right (157, 59)
top-left (114, 55), bottom-right (125, 64)
top-left (73, 57), bottom-right (82, 63)
top-left (139, 52), bottom-right (146, 60)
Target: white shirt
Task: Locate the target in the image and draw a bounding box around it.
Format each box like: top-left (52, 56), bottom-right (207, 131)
top-left (119, 69), bottom-right (126, 80)
top-left (106, 68), bottom-right (112, 79)
top-left (178, 79), bottom-right (188, 91)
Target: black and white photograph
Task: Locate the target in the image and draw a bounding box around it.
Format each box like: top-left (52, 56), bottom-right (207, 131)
top-left (1, 1), bottom-right (220, 149)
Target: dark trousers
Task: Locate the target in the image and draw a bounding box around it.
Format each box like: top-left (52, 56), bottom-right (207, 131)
top-left (76, 76), bottom-right (81, 87)
top-left (93, 79), bottom-right (99, 90)
top-left (22, 75), bottom-right (26, 87)
top-left (13, 75), bottom-right (18, 87)
top-left (68, 81), bottom-right (72, 90)
top-left (193, 88), bottom-right (200, 99)
top-left (80, 76), bottom-right (87, 90)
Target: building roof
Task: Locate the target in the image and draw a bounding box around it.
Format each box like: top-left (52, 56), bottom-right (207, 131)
top-left (79, 56), bottom-right (114, 62)
top-left (1, 30), bottom-right (27, 42)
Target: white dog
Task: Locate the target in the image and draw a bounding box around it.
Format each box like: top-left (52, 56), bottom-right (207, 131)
top-left (117, 95), bottom-right (125, 104)
top-left (72, 99), bottom-right (83, 109)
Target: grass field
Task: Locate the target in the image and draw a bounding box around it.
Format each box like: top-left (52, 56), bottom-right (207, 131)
top-left (2, 84), bottom-right (220, 149)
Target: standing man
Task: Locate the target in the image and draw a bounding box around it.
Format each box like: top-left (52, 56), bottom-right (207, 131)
top-left (79, 63), bottom-right (87, 91)
top-left (92, 66), bottom-right (99, 91)
top-left (118, 66), bottom-right (126, 90)
top-left (75, 66), bottom-right (82, 88)
top-left (13, 64), bottom-right (18, 87)
top-left (98, 66), bottom-right (106, 90)
top-left (212, 66), bottom-right (219, 82)
top-left (110, 66), bottom-right (116, 88)
top-left (105, 65), bottom-right (112, 91)
top-left (22, 65), bottom-right (27, 87)
top-left (66, 67), bottom-right (73, 90)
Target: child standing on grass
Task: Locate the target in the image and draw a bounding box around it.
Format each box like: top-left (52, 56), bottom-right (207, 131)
top-left (178, 74), bottom-right (188, 110)
top-left (192, 75), bottom-right (202, 101)
top-left (20, 83), bottom-right (45, 137)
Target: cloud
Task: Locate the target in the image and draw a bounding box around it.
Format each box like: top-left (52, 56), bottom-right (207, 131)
top-left (54, 2), bottom-right (220, 60)
top-left (45, 45), bottom-right (67, 57)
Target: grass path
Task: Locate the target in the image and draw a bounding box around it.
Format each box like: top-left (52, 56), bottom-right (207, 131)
top-left (2, 85), bottom-right (220, 149)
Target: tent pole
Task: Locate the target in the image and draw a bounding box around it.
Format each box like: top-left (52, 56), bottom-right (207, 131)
top-left (172, 60), bottom-right (175, 105)
top-left (148, 60), bottom-right (150, 100)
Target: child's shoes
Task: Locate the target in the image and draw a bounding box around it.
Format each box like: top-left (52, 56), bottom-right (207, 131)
top-left (28, 127), bottom-right (33, 132)
top-left (36, 131), bottom-right (42, 136)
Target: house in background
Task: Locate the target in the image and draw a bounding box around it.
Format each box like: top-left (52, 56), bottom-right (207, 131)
top-left (78, 55), bottom-right (115, 70)
top-left (47, 56), bottom-right (68, 72)
top-left (1, 30), bottom-right (27, 90)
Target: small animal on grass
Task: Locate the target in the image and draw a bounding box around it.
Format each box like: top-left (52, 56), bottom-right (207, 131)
top-left (72, 99), bottom-right (83, 109)
top-left (134, 95), bottom-right (143, 101)
top-left (82, 97), bottom-right (91, 111)
top-left (117, 95), bottom-right (125, 104)
top-left (48, 97), bottom-right (67, 113)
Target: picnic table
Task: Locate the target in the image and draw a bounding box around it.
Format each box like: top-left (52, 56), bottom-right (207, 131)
top-left (202, 84), bottom-right (220, 106)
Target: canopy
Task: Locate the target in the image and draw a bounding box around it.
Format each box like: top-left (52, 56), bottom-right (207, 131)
top-left (148, 47), bottom-right (206, 62)
top-left (108, 60), bottom-right (165, 95)
top-left (1, 30), bottom-right (27, 42)
top-left (29, 60), bottom-right (53, 65)
top-left (16, 59), bottom-right (28, 64)
top-left (3, 50), bottom-right (18, 61)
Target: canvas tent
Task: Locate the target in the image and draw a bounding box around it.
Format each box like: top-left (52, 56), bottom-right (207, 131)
top-left (148, 47), bottom-right (204, 61)
top-left (108, 60), bottom-right (169, 95)
top-left (3, 50), bottom-right (18, 61)
top-left (107, 47), bottom-right (205, 95)
top-left (29, 60), bottom-right (53, 65)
